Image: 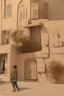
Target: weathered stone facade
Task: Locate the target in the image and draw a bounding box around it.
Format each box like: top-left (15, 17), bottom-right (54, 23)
top-left (0, 0), bottom-right (64, 82)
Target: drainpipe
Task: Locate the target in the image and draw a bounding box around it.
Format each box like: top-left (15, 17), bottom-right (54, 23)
top-left (41, 33), bottom-right (50, 74)
top-left (0, 0), bottom-right (2, 45)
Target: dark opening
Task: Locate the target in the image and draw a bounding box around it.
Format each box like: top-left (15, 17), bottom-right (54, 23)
top-left (22, 26), bottom-right (42, 53)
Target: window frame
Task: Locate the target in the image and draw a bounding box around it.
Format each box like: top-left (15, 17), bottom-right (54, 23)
top-left (4, 0), bottom-right (12, 19)
top-left (2, 30), bottom-right (11, 45)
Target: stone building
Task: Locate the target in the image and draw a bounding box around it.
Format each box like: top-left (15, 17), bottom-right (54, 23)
top-left (0, 0), bottom-right (45, 81)
top-left (0, 0), bottom-right (64, 82)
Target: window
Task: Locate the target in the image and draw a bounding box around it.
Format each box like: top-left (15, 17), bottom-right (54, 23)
top-left (30, 3), bottom-right (38, 20)
top-left (18, 2), bottom-right (27, 26)
top-left (43, 3), bottom-right (48, 19)
top-left (2, 30), bottom-right (10, 45)
top-left (53, 33), bottom-right (63, 48)
top-left (19, 8), bottom-right (26, 22)
top-left (22, 26), bottom-right (41, 53)
top-left (41, 33), bottom-right (49, 58)
top-left (4, 0), bottom-right (12, 18)
top-left (42, 33), bottom-right (49, 48)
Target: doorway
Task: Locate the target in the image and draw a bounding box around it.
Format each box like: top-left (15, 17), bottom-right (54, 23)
top-left (0, 54), bottom-right (7, 74)
top-left (24, 58), bottom-right (37, 80)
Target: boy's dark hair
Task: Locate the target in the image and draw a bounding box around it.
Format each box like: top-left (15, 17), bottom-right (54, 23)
top-left (13, 65), bottom-right (17, 68)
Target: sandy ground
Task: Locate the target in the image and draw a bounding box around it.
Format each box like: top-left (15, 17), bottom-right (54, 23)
top-left (0, 74), bottom-right (64, 96)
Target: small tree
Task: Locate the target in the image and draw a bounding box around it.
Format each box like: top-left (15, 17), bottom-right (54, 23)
top-left (11, 28), bottom-right (31, 52)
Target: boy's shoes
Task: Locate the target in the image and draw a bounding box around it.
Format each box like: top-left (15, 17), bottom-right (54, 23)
top-left (12, 90), bottom-right (16, 92)
top-left (17, 89), bottom-right (20, 92)
top-left (12, 89), bottom-right (20, 92)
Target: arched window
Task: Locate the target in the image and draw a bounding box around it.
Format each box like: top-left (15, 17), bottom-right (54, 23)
top-left (17, 1), bottom-right (27, 26)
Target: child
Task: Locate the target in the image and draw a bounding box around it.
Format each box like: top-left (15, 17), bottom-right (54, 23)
top-left (10, 65), bottom-right (20, 92)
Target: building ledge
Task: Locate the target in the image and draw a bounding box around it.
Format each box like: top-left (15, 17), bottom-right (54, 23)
top-left (0, 44), bottom-right (11, 54)
top-left (24, 23), bottom-right (43, 28)
top-left (17, 22), bottom-right (43, 29)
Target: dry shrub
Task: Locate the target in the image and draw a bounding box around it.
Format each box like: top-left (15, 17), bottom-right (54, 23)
top-left (49, 60), bottom-right (64, 79)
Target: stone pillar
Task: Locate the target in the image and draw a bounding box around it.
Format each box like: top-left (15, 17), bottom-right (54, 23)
top-left (7, 53), bottom-right (11, 81)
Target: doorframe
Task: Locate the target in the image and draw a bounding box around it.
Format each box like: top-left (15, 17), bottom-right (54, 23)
top-left (0, 54), bottom-right (7, 74)
top-left (24, 58), bottom-right (38, 81)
